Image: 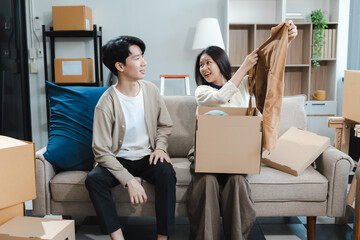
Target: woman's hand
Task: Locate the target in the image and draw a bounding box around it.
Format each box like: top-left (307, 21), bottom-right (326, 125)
top-left (286, 20), bottom-right (298, 44)
top-left (240, 48), bottom-right (259, 73)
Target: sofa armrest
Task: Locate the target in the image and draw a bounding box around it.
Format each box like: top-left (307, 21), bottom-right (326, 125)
top-left (315, 146), bottom-right (354, 217)
top-left (32, 147), bottom-right (56, 216)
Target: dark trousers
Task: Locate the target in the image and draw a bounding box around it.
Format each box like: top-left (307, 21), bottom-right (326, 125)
top-left (85, 155), bottom-right (177, 236)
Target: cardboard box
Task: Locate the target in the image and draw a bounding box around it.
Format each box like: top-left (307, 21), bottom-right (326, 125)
top-left (52, 6), bottom-right (92, 31)
top-left (0, 203), bottom-right (24, 226)
top-left (0, 216), bottom-right (75, 240)
top-left (343, 70), bottom-right (360, 122)
top-left (262, 127), bottom-right (330, 176)
top-left (54, 58), bottom-right (94, 83)
top-left (195, 106), bottom-right (262, 174)
top-left (0, 136), bottom-right (36, 209)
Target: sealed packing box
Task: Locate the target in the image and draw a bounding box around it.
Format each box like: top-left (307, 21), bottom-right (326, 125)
top-left (0, 136), bottom-right (36, 209)
top-left (195, 106), bottom-right (262, 174)
top-left (54, 58), bottom-right (94, 83)
top-left (52, 5), bottom-right (92, 31)
top-left (343, 70), bottom-right (360, 122)
top-left (0, 216), bottom-right (75, 240)
top-left (262, 127), bottom-right (330, 176)
top-left (0, 203), bottom-right (24, 226)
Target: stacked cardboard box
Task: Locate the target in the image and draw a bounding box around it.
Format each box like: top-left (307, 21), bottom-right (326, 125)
top-left (52, 6), bottom-right (92, 31)
top-left (343, 70), bottom-right (360, 123)
top-left (54, 58), bottom-right (94, 83)
top-left (51, 6), bottom-right (95, 84)
top-left (0, 136), bottom-right (36, 225)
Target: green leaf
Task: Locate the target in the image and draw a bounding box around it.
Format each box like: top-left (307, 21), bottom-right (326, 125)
top-left (311, 9), bottom-right (328, 68)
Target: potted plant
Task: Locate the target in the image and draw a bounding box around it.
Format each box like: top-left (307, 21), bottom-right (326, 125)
top-left (311, 9), bottom-right (328, 68)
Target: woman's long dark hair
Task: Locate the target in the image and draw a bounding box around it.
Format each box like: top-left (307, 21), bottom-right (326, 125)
top-left (195, 46), bottom-right (231, 86)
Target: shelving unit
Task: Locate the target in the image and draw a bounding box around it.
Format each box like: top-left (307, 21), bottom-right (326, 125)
top-left (228, 22), bottom-right (331, 99)
top-left (227, 0), bottom-right (349, 142)
top-left (42, 24), bottom-right (103, 86)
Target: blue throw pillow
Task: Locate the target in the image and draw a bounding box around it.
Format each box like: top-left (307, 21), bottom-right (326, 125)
top-left (44, 81), bottom-right (108, 171)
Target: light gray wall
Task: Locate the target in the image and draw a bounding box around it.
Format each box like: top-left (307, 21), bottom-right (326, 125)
top-left (347, 0), bottom-right (360, 70)
top-left (26, 0), bottom-right (227, 150)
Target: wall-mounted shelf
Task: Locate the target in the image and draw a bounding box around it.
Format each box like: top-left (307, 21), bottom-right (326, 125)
top-left (228, 22), bottom-right (337, 101)
top-left (42, 24), bottom-right (104, 87)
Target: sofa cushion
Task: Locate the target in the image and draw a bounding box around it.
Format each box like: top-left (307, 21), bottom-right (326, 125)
top-left (248, 164), bottom-right (328, 202)
top-left (50, 158), bottom-right (191, 203)
top-left (164, 96), bottom-right (197, 157)
top-left (279, 94), bottom-right (307, 136)
top-left (44, 82), bottom-right (108, 171)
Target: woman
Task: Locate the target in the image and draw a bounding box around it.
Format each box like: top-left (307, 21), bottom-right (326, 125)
top-left (187, 21), bottom-right (298, 240)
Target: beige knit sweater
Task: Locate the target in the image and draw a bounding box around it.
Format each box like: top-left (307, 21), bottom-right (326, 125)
top-left (92, 80), bottom-right (173, 186)
top-left (194, 75), bottom-right (250, 107)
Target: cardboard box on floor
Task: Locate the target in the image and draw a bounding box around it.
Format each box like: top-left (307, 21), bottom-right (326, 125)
top-left (52, 6), bottom-right (92, 31)
top-left (262, 127), bottom-right (330, 176)
top-left (343, 70), bottom-right (360, 123)
top-left (195, 106), bottom-right (262, 174)
top-left (0, 203), bottom-right (24, 226)
top-left (0, 216), bottom-right (75, 240)
top-left (0, 136), bottom-right (36, 209)
top-left (54, 58), bottom-right (94, 83)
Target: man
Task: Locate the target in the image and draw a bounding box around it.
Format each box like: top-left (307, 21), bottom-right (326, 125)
top-left (85, 36), bottom-right (176, 240)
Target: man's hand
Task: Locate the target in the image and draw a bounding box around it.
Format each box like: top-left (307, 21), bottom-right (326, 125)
top-left (126, 178), bottom-right (147, 205)
top-left (149, 149), bottom-right (172, 165)
top-left (286, 20), bottom-right (298, 44)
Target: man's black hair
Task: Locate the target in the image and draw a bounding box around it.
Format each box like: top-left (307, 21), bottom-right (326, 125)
top-left (102, 36), bottom-right (146, 75)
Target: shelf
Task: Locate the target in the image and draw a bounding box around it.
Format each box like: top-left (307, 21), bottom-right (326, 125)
top-left (228, 0), bottom-right (344, 142)
top-left (229, 24), bottom-right (255, 65)
top-left (45, 29), bottom-right (102, 38)
top-left (42, 24), bottom-right (103, 87)
top-left (310, 58), bottom-right (336, 61)
top-left (256, 24), bottom-right (276, 47)
top-left (286, 64), bottom-right (310, 67)
top-left (286, 23), bottom-right (311, 65)
top-left (233, 64), bottom-right (310, 67)
top-left (310, 61), bottom-right (336, 100)
top-left (228, 1), bottom-right (340, 103)
top-left (284, 67), bottom-right (309, 96)
top-left (228, 0), bottom-right (283, 23)
top-left (54, 82), bottom-right (101, 87)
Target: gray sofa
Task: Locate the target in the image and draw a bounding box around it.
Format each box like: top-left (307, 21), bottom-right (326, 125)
top-left (33, 94), bottom-right (353, 239)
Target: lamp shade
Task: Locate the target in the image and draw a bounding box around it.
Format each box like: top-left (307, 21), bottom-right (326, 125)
top-left (192, 18), bottom-right (225, 50)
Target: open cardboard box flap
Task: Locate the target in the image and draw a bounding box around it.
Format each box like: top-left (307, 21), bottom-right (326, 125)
top-left (262, 127), bottom-right (330, 176)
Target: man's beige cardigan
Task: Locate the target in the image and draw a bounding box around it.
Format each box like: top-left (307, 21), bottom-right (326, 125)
top-left (92, 80), bottom-right (173, 186)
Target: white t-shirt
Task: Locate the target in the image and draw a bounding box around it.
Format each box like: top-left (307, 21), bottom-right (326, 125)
top-left (114, 86), bottom-right (152, 160)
